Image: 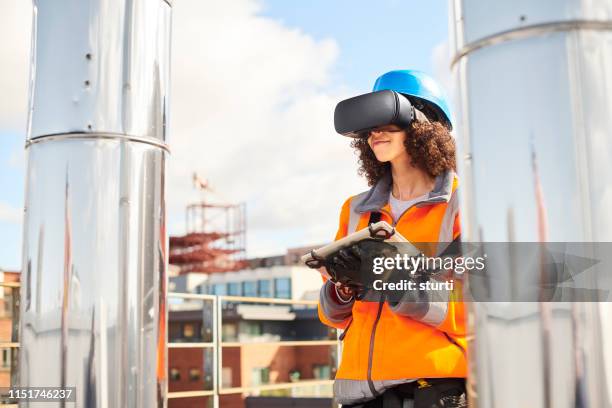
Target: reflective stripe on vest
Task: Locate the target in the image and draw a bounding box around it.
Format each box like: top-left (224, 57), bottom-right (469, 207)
top-left (436, 189), bottom-right (460, 255)
top-left (347, 191), bottom-right (368, 234)
top-left (333, 378), bottom-right (414, 405)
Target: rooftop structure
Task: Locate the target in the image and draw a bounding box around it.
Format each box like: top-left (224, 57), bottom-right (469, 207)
top-left (170, 174), bottom-right (247, 275)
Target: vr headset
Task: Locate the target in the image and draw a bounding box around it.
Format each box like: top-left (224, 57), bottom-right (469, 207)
top-left (334, 90), bottom-right (426, 138)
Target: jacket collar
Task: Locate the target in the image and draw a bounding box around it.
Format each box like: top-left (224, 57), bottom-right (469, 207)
top-left (354, 169), bottom-right (455, 214)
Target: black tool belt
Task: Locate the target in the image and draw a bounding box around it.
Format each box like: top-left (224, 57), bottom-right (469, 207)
top-left (343, 378), bottom-right (467, 408)
top-left (397, 378), bottom-right (467, 408)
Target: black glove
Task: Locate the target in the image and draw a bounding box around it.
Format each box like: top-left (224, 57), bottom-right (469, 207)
top-left (325, 239), bottom-right (399, 296)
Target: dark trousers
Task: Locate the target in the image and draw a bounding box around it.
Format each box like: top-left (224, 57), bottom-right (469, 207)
top-left (342, 378), bottom-right (467, 408)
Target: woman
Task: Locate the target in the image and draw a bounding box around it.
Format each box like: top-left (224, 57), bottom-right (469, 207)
top-left (317, 70), bottom-right (467, 408)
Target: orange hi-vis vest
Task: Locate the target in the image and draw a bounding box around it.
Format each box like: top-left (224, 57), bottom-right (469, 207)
top-left (317, 170), bottom-right (466, 405)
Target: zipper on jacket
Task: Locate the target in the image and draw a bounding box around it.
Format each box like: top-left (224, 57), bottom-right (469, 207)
top-left (362, 207), bottom-right (414, 396)
top-left (379, 193), bottom-right (427, 228)
top-left (366, 294), bottom-right (385, 396)
top-left (363, 195), bottom-right (445, 395)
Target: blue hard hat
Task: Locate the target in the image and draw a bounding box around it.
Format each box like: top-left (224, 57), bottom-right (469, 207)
top-left (373, 70), bottom-right (452, 129)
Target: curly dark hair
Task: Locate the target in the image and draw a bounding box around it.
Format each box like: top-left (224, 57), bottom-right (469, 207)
top-left (351, 120), bottom-right (456, 186)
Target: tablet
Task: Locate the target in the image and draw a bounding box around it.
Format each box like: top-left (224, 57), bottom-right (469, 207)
top-left (301, 221), bottom-right (420, 267)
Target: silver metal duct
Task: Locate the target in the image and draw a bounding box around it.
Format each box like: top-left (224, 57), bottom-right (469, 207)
top-left (451, 1), bottom-right (612, 407)
top-left (20, 0), bottom-right (171, 407)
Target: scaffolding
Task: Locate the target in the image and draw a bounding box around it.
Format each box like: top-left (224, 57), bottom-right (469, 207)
top-left (170, 174), bottom-right (247, 274)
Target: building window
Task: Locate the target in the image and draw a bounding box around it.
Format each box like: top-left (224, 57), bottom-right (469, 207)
top-left (227, 282), bottom-right (241, 296)
top-left (242, 281), bottom-right (257, 297)
top-left (170, 368), bottom-right (181, 381)
top-left (313, 364), bottom-right (331, 379)
top-left (241, 321), bottom-right (262, 337)
top-left (183, 323), bottom-right (195, 339)
top-left (258, 280), bottom-right (271, 298)
top-left (212, 283), bottom-right (227, 296)
top-left (222, 323), bottom-right (238, 341)
top-left (168, 281), bottom-right (176, 292)
top-left (1, 349), bottom-right (10, 368)
top-left (0, 294), bottom-right (13, 319)
top-left (222, 367), bottom-right (233, 388)
top-left (251, 367), bottom-right (270, 386)
top-left (274, 278), bottom-right (291, 299)
top-left (189, 368), bottom-right (201, 381)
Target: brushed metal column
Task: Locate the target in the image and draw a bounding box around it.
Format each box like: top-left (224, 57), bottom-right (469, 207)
top-left (451, 1), bottom-right (612, 407)
top-left (20, 0), bottom-right (172, 407)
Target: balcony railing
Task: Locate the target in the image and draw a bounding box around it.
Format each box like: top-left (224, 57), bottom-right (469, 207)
top-left (0, 282), bottom-right (339, 408)
top-left (167, 292), bottom-right (338, 407)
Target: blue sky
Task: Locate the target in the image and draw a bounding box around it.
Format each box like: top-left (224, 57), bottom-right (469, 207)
top-left (260, 0), bottom-right (449, 92)
top-left (0, 132), bottom-right (24, 271)
top-left (0, 1), bottom-right (450, 271)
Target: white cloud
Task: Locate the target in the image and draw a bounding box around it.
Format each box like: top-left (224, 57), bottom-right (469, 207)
top-left (0, 201), bottom-right (22, 224)
top-left (431, 40), bottom-right (452, 96)
top-left (0, 1), bottom-right (32, 132)
top-left (431, 40), bottom-right (462, 141)
top-left (168, 0), bottom-right (366, 256)
top-left (0, 0), bottom-right (369, 257)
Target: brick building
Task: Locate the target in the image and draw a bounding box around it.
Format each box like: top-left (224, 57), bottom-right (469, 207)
top-left (167, 247), bottom-right (336, 408)
top-left (0, 270), bottom-right (20, 388)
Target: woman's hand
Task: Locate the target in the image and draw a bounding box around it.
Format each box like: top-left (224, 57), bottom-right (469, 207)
top-left (326, 239), bottom-right (399, 291)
